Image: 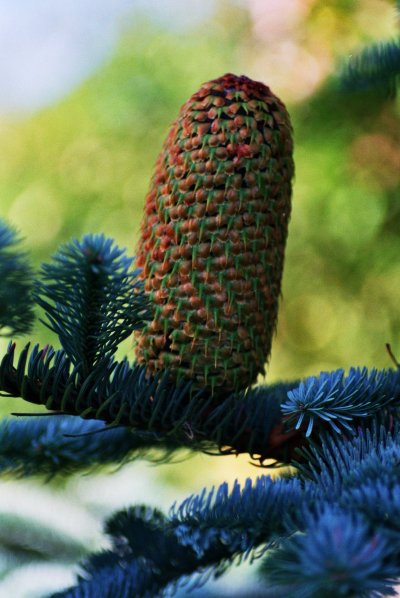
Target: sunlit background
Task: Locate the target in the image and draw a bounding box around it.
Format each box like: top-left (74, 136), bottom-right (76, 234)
top-left (0, 0), bottom-right (399, 595)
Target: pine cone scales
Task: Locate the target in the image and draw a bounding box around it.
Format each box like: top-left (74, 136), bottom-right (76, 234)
top-left (136, 74), bottom-right (294, 395)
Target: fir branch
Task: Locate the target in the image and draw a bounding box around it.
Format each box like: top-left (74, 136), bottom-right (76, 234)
top-left (0, 415), bottom-right (181, 478)
top-left (0, 342), bottom-right (299, 463)
top-left (50, 457), bottom-right (400, 597)
top-left (0, 219), bottom-right (34, 336)
top-left (281, 367), bottom-right (400, 436)
top-left (261, 506), bottom-right (398, 598)
top-left (295, 425), bottom-right (400, 489)
top-left (344, 480), bottom-right (400, 541)
top-left (5, 343), bottom-right (400, 464)
top-left (52, 506), bottom-right (202, 598)
top-left (169, 476), bottom-right (310, 558)
top-left (53, 477), bottom-right (310, 598)
top-left (53, 557), bottom-right (158, 598)
top-left (341, 39), bottom-right (400, 97)
top-left (34, 235), bottom-right (150, 374)
top-left (294, 426), bottom-right (400, 534)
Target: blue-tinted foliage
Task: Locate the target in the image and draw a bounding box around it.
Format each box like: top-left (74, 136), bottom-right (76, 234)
top-left (261, 507), bottom-right (398, 598)
top-left (296, 426), bottom-right (400, 541)
top-left (0, 415), bottom-right (180, 477)
top-left (53, 558), bottom-right (158, 598)
top-left (296, 426), bottom-right (400, 495)
top-left (170, 476), bottom-right (309, 557)
top-left (0, 219), bottom-right (34, 336)
top-left (34, 235), bottom-right (150, 373)
top-left (51, 446), bottom-right (400, 598)
top-left (341, 39), bottom-right (400, 96)
top-left (0, 341), bottom-right (292, 464)
top-left (52, 478), bottom-right (310, 598)
top-left (281, 367), bottom-right (400, 436)
top-left (2, 222), bottom-right (400, 596)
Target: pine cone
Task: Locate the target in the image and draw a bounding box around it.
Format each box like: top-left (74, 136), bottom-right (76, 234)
top-left (135, 73), bottom-right (294, 395)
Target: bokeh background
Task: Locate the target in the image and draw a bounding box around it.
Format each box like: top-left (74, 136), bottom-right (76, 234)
top-left (0, 0), bottom-right (399, 595)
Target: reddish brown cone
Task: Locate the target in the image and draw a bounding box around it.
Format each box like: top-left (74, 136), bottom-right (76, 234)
top-left (135, 73), bottom-right (294, 395)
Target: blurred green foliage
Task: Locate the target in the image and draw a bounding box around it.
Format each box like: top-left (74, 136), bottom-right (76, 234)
top-left (0, 2), bottom-right (399, 386)
top-left (276, 83), bottom-right (400, 380)
top-left (0, 2), bottom-right (399, 595)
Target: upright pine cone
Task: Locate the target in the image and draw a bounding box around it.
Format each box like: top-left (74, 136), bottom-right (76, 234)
top-left (135, 74), bottom-right (294, 395)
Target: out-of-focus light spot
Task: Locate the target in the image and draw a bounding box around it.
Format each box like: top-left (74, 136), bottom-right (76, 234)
top-left (250, 40), bottom-right (329, 102)
top-left (133, 0), bottom-right (217, 31)
top-left (302, 362), bottom-right (343, 379)
top-left (0, 0), bottom-right (218, 115)
top-left (122, 173), bottom-right (149, 211)
top-left (355, 0), bottom-right (396, 39)
top-left (246, 0), bottom-right (329, 100)
top-left (326, 185), bottom-right (385, 247)
top-left (58, 138), bottom-right (115, 195)
top-left (8, 184), bottom-right (63, 246)
top-left (83, 207), bottom-right (135, 246)
top-left (284, 293), bottom-right (337, 351)
top-left (331, 298), bottom-right (382, 367)
top-left (0, 479), bottom-right (100, 543)
top-left (0, 1), bottom-right (135, 115)
top-left (351, 134), bottom-right (400, 190)
top-left (362, 271), bottom-right (400, 322)
top-left (248, 0), bottom-right (313, 43)
top-left (0, 563), bottom-right (76, 598)
top-left (72, 461), bottom-right (180, 514)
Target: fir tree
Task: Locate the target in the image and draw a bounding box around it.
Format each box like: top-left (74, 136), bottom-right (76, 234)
top-left (0, 29), bottom-right (399, 596)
